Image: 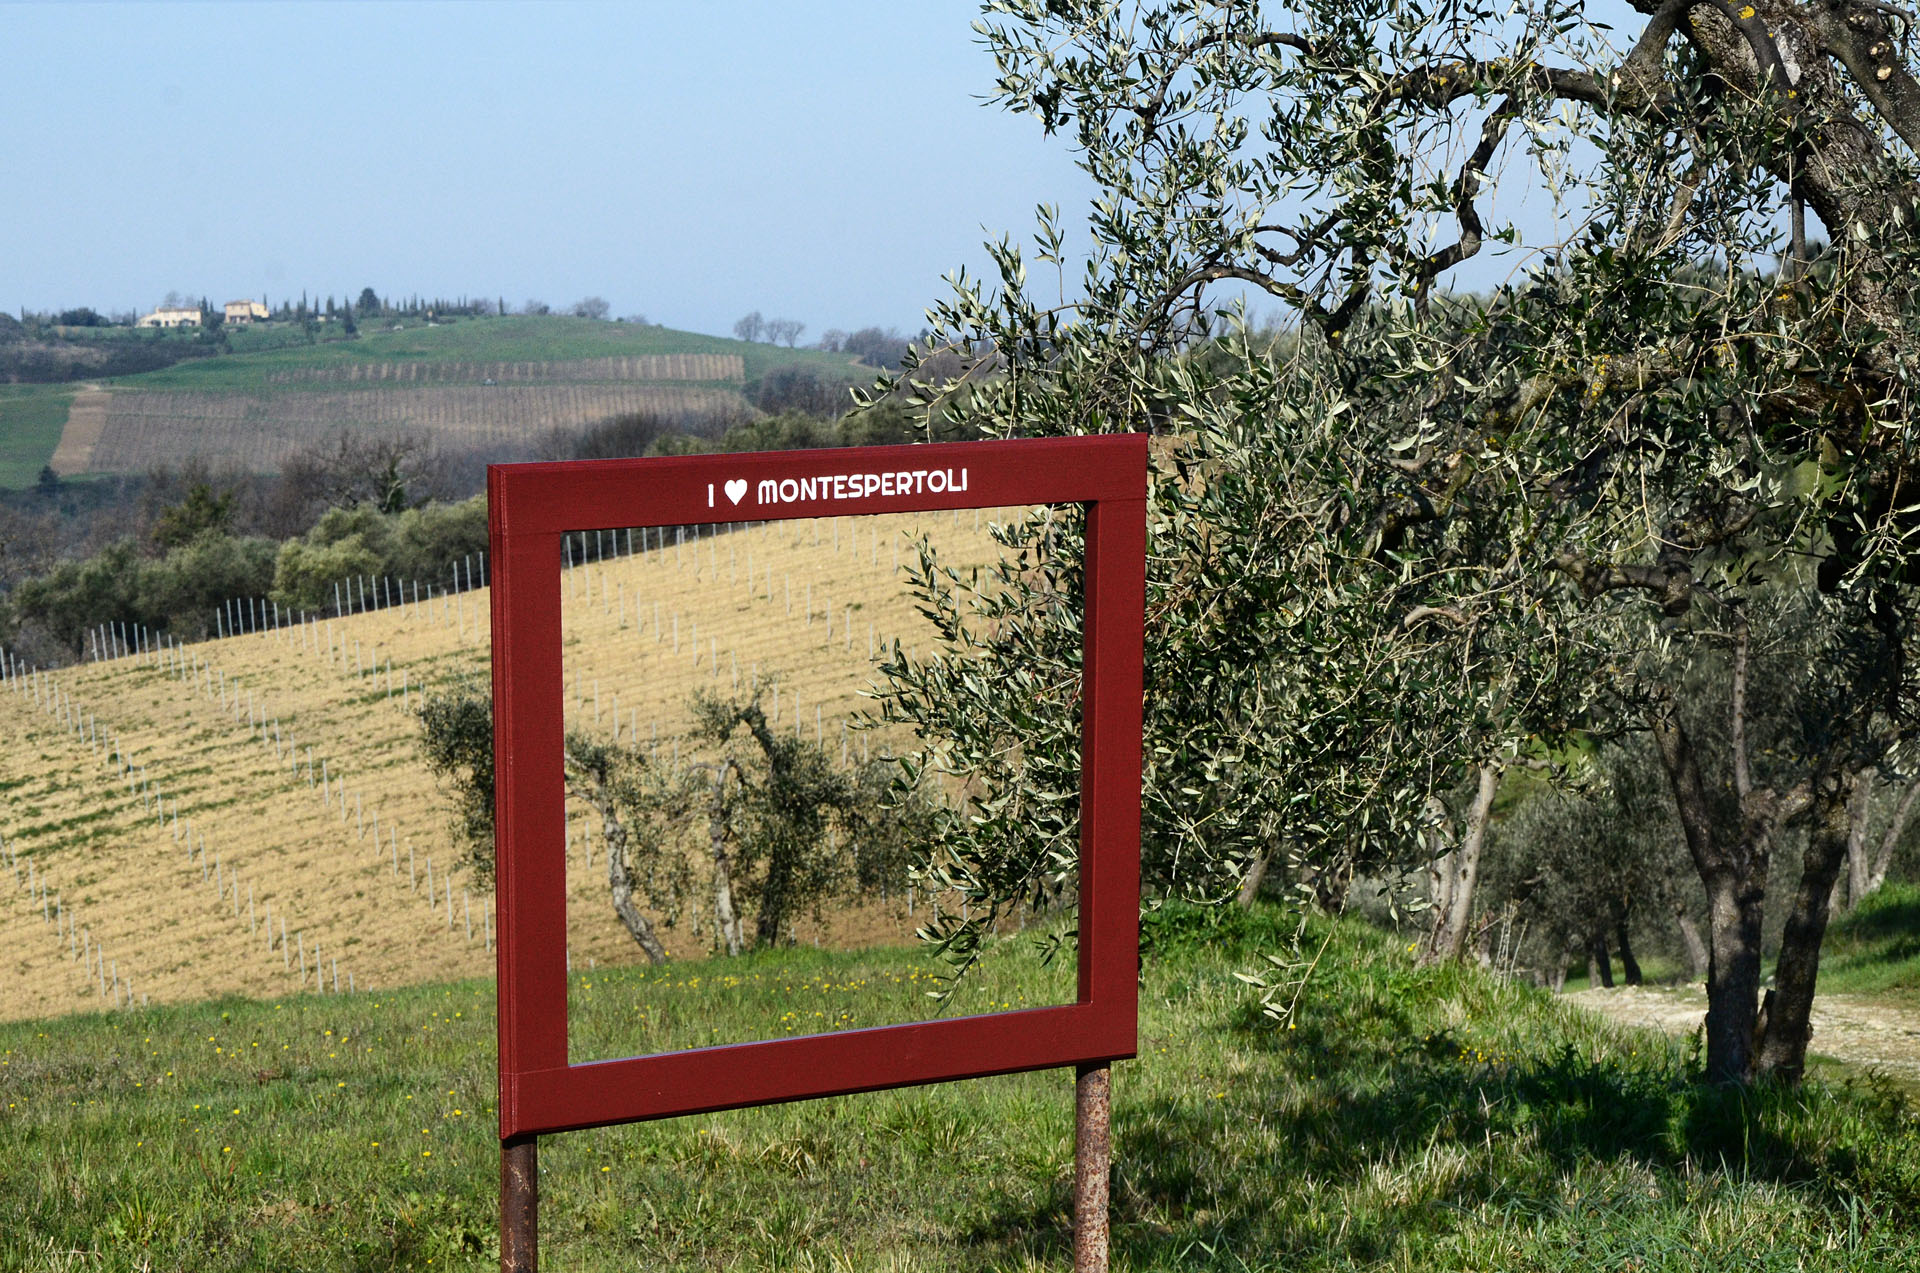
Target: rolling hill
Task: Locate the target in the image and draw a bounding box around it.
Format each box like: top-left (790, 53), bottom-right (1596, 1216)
top-left (0, 316), bottom-right (865, 487)
top-left (0, 505), bottom-right (1023, 1021)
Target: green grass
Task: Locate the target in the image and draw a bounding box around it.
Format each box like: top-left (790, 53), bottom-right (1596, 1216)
top-left (1817, 883), bottom-right (1920, 1003)
top-left (0, 386), bottom-right (73, 488)
top-left (6, 909), bottom-right (1920, 1270)
top-left (115, 316), bottom-right (858, 392)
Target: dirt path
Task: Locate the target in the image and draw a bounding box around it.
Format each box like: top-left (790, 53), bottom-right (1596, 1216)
top-left (1568, 984), bottom-right (1920, 1083)
top-left (47, 383), bottom-right (108, 475)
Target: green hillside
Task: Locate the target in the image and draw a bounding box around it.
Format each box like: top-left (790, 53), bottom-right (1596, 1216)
top-left (0, 386), bottom-right (72, 488)
top-left (116, 316), bottom-right (859, 392)
top-left (5, 910), bottom-right (1920, 1271)
top-left (0, 317), bottom-right (870, 487)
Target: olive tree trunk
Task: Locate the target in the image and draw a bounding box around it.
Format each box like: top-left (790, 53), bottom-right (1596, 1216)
top-left (707, 765), bottom-right (744, 957)
top-left (1674, 906), bottom-right (1710, 983)
top-left (1697, 868), bottom-right (1769, 1082)
top-left (1649, 643), bottom-right (1805, 1084)
top-left (1422, 761), bottom-right (1502, 964)
top-left (1235, 852), bottom-right (1270, 909)
top-left (1756, 777), bottom-right (1857, 1081)
top-left (591, 791), bottom-right (668, 964)
top-left (755, 857), bottom-right (795, 949)
top-left (1586, 931), bottom-right (1614, 989)
top-left (1845, 772), bottom-right (1920, 907)
top-left (1614, 919), bottom-right (1643, 986)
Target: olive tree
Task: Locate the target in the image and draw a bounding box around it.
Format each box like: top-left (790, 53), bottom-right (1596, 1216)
top-left (876, 302), bottom-right (1582, 986)
top-left (1478, 739), bottom-right (1705, 989)
top-left (875, 0), bottom-right (1920, 1084)
top-left (419, 685), bottom-right (925, 961)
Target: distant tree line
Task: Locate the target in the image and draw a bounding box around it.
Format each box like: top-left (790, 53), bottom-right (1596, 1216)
top-left (814, 326), bottom-right (914, 370)
top-left (1, 387), bottom-right (965, 666)
top-left (733, 314), bottom-right (918, 371)
top-left (0, 310), bottom-right (221, 384)
top-left (5, 293), bottom-right (918, 386)
top-left (0, 432), bottom-right (479, 658)
top-left (547, 398), bottom-right (965, 467)
top-left (732, 312), bottom-right (806, 347)
top-left (516, 297), bottom-right (626, 320)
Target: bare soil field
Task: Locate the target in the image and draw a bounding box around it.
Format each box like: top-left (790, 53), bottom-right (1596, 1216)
top-left (0, 508), bottom-right (1026, 1021)
top-left (45, 384), bottom-right (108, 475)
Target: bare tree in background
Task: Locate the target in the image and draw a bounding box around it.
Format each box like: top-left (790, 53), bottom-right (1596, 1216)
top-left (262, 429), bottom-right (450, 535)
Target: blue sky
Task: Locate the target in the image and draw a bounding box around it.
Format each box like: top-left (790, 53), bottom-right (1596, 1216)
top-left (3, 2), bottom-right (1094, 338)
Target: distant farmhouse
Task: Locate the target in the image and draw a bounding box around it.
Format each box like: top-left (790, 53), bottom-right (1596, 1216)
top-left (136, 306), bottom-right (201, 329)
top-left (224, 299), bottom-right (269, 324)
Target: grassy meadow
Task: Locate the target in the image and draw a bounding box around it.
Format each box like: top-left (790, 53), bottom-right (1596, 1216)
top-left (1812, 884), bottom-right (1920, 1005)
top-left (0, 386), bottom-right (74, 488)
top-left (5, 908), bottom-right (1920, 1270)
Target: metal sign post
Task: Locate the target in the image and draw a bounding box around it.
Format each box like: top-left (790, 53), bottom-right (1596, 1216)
top-left (488, 437), bottom-right (1146, 1270)
top-left (1074, 1062), bottom-right (1112, 1270)
top-left (500, 1135), bottom-right (537, 1271)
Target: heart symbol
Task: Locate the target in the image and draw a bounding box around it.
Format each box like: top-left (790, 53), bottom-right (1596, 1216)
top-left (724, 478), bottom-right (748, 505)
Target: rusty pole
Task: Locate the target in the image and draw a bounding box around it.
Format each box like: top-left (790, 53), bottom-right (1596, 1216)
top-left (501, 1134), bottom-right (538, 1272)
top-left (1072, 1062), bottom-right (1111, 1272)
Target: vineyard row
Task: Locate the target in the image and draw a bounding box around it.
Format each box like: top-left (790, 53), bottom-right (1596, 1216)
top-left (263, 353), bottom-right (744, 385)
top-left (83, 384), bottom-right (749, 475)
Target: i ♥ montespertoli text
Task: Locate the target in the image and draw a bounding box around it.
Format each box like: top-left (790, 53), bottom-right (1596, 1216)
top-left (708, 466), bottom-right (970, 509)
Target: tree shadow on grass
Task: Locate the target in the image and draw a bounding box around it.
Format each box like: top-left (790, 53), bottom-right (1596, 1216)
top-left (956, 1020), bottom-right (1920, 1270)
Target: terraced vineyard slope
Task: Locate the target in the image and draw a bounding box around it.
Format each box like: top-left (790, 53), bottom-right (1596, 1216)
top-left (0, 507), bottom-right (1024, 1021)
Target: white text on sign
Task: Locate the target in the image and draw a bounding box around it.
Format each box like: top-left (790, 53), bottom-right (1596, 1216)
top-left (707, 468), bottom-right (970, 508)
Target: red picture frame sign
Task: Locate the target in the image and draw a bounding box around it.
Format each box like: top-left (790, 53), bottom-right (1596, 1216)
top-left (489, 435), bottom-right (1146, 1140)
